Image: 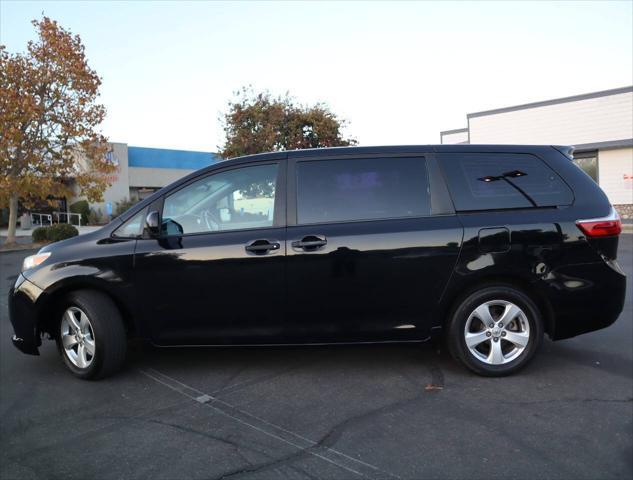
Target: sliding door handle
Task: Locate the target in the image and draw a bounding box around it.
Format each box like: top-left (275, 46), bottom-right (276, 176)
top-left (245, 239), bottom-right (280, 254)
top-left (292, 235), bottom-right (327, 251)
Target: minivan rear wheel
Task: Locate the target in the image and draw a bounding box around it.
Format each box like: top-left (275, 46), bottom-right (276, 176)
top-left (447, 285), bottom-right (543, 376)
top-left (56, 290), bottom-right (127, 380)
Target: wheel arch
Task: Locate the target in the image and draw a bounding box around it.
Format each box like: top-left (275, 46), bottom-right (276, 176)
top-left (36, 279), bottom-right (138, 339)
top-left (438, 274), bottom-right (555, 338)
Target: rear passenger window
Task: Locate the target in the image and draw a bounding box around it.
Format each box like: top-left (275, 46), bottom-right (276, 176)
top-left (441, 153), bottom-right (573, 211)
top-left (296, 157), bottom-right (430, 225)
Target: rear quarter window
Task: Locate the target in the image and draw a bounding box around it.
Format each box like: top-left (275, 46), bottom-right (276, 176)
top-left (440, 153), bottom-right (573, 211)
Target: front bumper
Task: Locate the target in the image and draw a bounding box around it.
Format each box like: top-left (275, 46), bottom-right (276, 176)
top-left (8, 274), bottom-right (44, 356)
top-left (12, 334), bottom-right (40, 355)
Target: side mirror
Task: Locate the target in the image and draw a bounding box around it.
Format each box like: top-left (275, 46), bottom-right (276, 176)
top-left (145, 210), bottom-right (160, 237)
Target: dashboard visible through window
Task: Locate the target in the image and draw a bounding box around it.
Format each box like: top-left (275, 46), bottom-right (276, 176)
top-left (161, 164), bottom-right (278, 236)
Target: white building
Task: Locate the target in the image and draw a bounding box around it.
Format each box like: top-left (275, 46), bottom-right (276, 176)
top-left (71, 143), bottom-right (221, 218)
top-left (440, 86), bottom-right (633, 218)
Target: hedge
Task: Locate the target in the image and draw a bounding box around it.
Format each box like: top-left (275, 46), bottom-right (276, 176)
top-left (47, 224), bottom-right (79, 242)
top-left (31, 224), bottom-right (79, 243)
top-left (32, 227), bottom-right (48, 243)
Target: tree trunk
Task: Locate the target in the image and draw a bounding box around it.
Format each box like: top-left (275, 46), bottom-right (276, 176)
top-left (6, 192), bottom-right (19, 245)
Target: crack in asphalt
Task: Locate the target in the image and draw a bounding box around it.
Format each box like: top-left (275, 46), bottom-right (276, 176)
top-left (212, 391), bottom-right (436, 480)
top-left (211, 368), bottom-right (453, 480)
top-left (432, 394), bottom-right (586, 479)
top-left (102, 415), bottom-right (273, 477)
top-left (212, 445), bottom-right (320, 480)
top-left (2, 398), bottom-right (191, 460)
top-left (136, 353), bottom-right (445, 480)
top-left (315, 393), bottom-right (424, 451)
top-left (104, 415), bottom-right (258, 453)
top-left (140, 367), bottom-right (403, 480)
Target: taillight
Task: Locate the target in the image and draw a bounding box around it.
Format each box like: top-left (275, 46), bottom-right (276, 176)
top-left (576, 207), bottom-right (622, 238)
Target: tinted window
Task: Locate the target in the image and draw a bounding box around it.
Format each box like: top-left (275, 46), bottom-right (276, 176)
top-left (113, 208), bottom-right (147, 238)
top-left (162, 164), bottom-right (278, 235)
top-left (441, 153), bottom-right (573, 211)
top-left (296, 157), bottom-right (429, 225)
top-left (573, 151), bottom-right (598, 182)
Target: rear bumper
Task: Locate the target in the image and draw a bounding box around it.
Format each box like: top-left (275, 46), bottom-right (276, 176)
top-left (546, 260), bottom-right (627, 340)
top-left (8, 274), bottom-right (43, 356)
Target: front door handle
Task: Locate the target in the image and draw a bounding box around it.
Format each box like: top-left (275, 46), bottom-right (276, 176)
top-left (292, 235), bottom-right (327, 251)
top-left (245, 239), bottom-right (280, 255)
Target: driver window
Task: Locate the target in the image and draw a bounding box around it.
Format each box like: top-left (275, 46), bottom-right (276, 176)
top-left (161, 163), bottom-right (278, 236)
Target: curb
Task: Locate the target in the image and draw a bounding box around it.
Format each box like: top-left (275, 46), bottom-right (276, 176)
top-left (0, 242), bottom-right (45, 253)
top-left (0, 247), bottom-right (42, 254)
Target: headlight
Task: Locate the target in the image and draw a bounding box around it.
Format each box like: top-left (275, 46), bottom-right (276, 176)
top-left (22, 252), bottom-right (51, 272)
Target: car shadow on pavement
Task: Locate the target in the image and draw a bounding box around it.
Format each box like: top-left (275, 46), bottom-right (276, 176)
top-left (124, 340), bottom-right (457, 390)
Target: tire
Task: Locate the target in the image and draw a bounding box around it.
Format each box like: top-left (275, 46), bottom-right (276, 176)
top-left (447, 285), bottom-right (543, 377)
top-left (56, 290), bottom-right (127, 380)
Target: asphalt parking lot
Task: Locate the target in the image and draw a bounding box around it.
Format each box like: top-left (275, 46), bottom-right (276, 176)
top-left (1, 237), bottom-right (631, 480)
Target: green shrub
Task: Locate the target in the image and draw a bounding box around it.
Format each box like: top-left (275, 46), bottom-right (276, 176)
top-left (46, 224), bottom-right (79, 242)
top-left (88, 207), bottom-right (105, 225)
top-left (69, 200), bottom-right (90, 225)
top-left (114, 197), bottom-right (137, 218)
top-left (32, 226), bottom-right (48, 243)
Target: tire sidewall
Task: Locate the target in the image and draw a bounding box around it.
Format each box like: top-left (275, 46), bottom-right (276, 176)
top-left (449, 285), bottom-right (543, 376)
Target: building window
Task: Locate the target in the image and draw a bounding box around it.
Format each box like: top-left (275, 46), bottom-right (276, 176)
top-left (573, 151), bottom-right (598, 182)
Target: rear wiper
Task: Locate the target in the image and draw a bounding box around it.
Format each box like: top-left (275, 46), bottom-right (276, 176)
top-left (478, 170), bottom-right (537, 207)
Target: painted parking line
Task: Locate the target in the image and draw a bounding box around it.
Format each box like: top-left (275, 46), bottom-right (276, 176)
top-left (140, 367), bottom-right (400, 480)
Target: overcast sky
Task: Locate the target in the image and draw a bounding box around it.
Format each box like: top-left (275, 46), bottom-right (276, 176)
top-left (2, 1), bottom-right (632, 153)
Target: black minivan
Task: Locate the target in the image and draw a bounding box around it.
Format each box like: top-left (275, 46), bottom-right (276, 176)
top-left (10, 145), bottom-right (626, 379)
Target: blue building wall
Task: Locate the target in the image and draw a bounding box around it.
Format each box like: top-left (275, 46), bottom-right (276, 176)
top-left (128, 146), bottom-right (221, 170)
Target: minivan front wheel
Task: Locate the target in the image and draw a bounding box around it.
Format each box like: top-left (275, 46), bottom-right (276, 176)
top-left (56, 290), bottom-right (127, 380)
top-left (448, 286), bottom-right (543, 376)
top-left (60, 306), bottom-right (96, 369)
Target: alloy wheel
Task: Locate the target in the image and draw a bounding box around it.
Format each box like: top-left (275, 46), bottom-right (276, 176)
top-left (463, 300), bottom-right (530, 365)
top-left (60, 307), bottom-right (96, 368)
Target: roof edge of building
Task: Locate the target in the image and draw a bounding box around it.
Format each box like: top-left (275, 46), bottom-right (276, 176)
top-left (467, 86), bottom-right (633, 119)
top-left (128, 145), bottom-right (219, 156)
top-left (573, 138), bottom-right (633, 152)
top-left (440, 127), bottom-right (469, 135)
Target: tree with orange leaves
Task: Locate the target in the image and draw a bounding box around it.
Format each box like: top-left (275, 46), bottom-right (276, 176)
top-left (0, 17), bottom-right (114, 245)
top-left (220, 87), bottom-right (356, 159)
